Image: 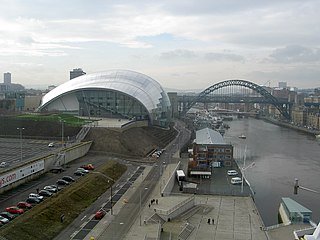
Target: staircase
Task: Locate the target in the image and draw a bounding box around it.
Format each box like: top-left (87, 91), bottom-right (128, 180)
top-left (178, 223), bottom-right (195, 240)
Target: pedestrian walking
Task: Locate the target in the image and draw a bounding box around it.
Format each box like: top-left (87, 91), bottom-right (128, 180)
top-left (212, 218), bottom-right (214, 225)
top-left (149, 204), bottom-right (151, 208)
top-left (156, 199), bottom-right (158, 204)
top-left (207, 218), bottom-right (211, 224)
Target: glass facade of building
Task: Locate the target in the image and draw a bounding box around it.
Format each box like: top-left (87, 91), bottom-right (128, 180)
top-left (38, 70), bottom-right (171, 127)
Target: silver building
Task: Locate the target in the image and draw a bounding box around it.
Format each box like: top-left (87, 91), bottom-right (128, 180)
top-left (38, 70), bottom-right (172, 127)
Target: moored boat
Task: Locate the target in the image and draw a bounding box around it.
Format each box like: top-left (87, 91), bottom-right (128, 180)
top-left (238, 134), bottom-right (246, 139)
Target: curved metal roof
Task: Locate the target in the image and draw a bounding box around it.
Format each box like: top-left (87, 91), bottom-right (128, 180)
top-left (40, 70), bottom-right (170, 112)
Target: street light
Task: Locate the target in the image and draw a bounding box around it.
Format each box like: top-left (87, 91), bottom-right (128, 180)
top-left (92, 171), bottom-right (115, 215)
top-left (17, 127), bottom-right (24, 161)
top-left (139, 187), bottom-right (148, 226)
top-left (240, 144), bottom-right (255, 193)
top-left (59, 118), bottom-right (65, 147)
top-left (294, 178), bottom-right (319, 195)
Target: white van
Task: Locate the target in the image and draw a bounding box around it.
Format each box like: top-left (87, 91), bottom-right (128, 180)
top-left (231, 177), bottom-right (242, 185)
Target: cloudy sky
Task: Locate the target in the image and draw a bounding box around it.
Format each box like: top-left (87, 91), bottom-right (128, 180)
top-left (0, 0), bottom-right (319, 90)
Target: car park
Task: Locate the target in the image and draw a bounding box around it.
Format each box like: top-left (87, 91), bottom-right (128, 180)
top-left (26, 197), bottom-right (41, 204)
top-left (227, 170), bottom-right (238, 176)
top-left (0, 216), bottom-right (9, 224)
top-left (5, 206), bottom-right (24, 215)
top-left (62, 176), bottom-right (75, 182)
top-left (94, 210), bottom-right (106, 220)
top-left (17, 202), bottom-right (32, 209)
top-left (80, 164), bottom-right (95, 170)
top-left (0, 212), bottom-right (16, 221)
top-left (39, 190), bottom-right (53, 197)
top-left (56, 179), bottom-right (70, 185)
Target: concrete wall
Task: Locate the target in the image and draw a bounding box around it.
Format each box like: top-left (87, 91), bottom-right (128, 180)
top-left (161, 162), bottom-right (181, 197)
top-left (156, 195), bottom-right (195, 221)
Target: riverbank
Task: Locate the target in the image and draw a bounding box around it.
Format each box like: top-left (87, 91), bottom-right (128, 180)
top-left (262, 117), bottom-right (320, 136)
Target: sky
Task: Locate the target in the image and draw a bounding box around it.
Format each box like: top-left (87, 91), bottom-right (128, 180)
top-left (0, 0), bottom-right (319, 90)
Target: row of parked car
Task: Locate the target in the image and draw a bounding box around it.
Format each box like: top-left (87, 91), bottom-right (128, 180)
top-left (0, 164), bottom-right (95, 227)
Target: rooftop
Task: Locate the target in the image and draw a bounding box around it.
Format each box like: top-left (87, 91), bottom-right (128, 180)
top-left (282, 197), bottom-right (312, 213)
top-left (194, 127), bottom-right (226, 145)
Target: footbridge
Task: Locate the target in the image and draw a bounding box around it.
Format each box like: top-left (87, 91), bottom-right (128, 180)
top-left (178, 79), bottom-right (291, 120)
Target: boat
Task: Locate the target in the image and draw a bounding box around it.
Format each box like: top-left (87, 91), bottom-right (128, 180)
top-left (238, 134), bottom-right (246, 139)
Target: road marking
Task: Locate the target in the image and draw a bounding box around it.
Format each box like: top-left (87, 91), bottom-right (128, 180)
top-left (70, 231), bottom-right (78, 238)
top-left (81, 215), bottom-right (86, 221)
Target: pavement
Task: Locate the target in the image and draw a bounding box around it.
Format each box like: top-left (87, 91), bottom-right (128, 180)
top-left (83, 158), bottom-right (270, 240)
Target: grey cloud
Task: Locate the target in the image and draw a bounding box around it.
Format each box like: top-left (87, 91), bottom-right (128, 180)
top-left (205, 52), bottom-right (244, 62)
top-left (246, 66), bottom-right (320, 88)
top-left (160, 49), bottom-right (196, 59)
top-left (162, 0), bottom-right (299, 15)
top-left (267, 45), bottom-right (320, 63)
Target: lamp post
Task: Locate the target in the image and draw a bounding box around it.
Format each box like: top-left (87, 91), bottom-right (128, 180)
top-left (294, 178), bottom-right (319, 195)
top-left (17, 127), bottom-right (24, 161)
top-left (139, 187), bottom-right (148, 226)
top-left (92, 171), bottom-right (115, 215)
top-left (60, 119), bottom-right (64, 147)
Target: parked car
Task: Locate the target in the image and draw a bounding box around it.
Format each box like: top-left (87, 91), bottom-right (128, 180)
top-left (74, 170), bottom-right (85, 176)
top-left (56, 179), bottom-right (70, 185)
top-left (5, 206), bottom-right (24, 215)
top-left (77, 168), bottom-right (89, 174)
top-left (48, 142), bottom-right (55, 147)
top-left (62, 176), bottom-right (75, 182)
top-left (44, 185), bottom-right (60, 193)
top-left (0, 162), bottom-right (8, 168)
top-left (0, 212), bottom-right (16, 221)
top-left (39, 190), bottom-right (53, 197)
top-left (29, 193), bottom-right (44, 201)
top-left (227, 170), bottom-right (238, 176)
top-left (26, 197), bottom-right (41, 204)
top-left (0, 216), bottom-right (9, 224)
top-left (80, 164), bottom-right (95, 170)
top-left (17, 202), bottom-right (32, 209)
top-left (94, 210), bottom-right (106, 220)
top-left (231, 177), bottom-right (242, 185)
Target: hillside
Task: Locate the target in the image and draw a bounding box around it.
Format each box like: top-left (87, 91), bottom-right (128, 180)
top-left (84, 126), bottom-right (178, 157)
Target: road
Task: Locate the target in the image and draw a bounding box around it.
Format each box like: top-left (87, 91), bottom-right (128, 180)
top-left (97, 120), bottom-right (191, 239)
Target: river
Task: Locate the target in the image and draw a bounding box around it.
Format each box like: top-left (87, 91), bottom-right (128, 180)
top-left (224, 118), bottom-right (320, 226)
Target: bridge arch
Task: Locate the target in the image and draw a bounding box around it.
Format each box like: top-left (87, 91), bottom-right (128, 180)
top-left (188, 79), bottom-right (290, 119)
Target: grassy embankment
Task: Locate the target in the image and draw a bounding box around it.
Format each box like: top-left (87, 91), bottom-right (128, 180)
top-left (16, 113), bottom-right (90, 127)
top-left (0, 160), bottom-right (127, 240)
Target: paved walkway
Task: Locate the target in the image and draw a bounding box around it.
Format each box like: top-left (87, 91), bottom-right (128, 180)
top-left (84, 160), bottom-right (271, 240)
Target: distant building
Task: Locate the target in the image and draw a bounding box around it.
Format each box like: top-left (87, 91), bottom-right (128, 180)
top-left (3, 72), bottom-right (11, 85)
top-left (279, 82), bottom-right (287, 89)
top-left (191, 128), bottom-right (234, 170)
top-left (70, 68), bottom-right (86, 80)
top-left (48, 85), bottom-right (56, 91)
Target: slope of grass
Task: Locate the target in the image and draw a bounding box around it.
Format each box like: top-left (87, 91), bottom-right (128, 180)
top-left (16, 113), bottom-right (89, 126)
top-left (0, 160), bottom-right (127, 240)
